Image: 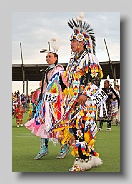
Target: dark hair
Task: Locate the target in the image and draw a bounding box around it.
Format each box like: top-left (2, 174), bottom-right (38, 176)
top-left (104, 80), bottom-right (109, 84)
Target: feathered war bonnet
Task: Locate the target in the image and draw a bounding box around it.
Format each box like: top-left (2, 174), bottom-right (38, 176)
top-left (68, 12), bottom-right (96, 55)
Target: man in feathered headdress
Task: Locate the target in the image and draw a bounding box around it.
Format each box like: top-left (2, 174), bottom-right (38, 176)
top-left (61, 12), bottom-right (103, 171)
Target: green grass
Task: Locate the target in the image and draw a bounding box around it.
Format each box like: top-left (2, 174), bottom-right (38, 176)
top-left (12, 113), bottom-right (120, 172)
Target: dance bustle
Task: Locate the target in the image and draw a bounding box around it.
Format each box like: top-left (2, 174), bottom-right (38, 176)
top-left (69, 156), bottom-right (103, 171)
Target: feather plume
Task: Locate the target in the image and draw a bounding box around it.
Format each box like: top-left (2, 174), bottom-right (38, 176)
top-left (79, 12), bottom-right (84, 19)
top-left (50, 38), bottom-right (60, 52)
top-left (68, 19), bottom-right (74, 29)
top-left (72, 18), bottom-right (78, 27)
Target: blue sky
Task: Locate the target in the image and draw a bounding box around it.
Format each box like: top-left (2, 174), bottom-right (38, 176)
top-left (12, 12), bottom-right (120, 94)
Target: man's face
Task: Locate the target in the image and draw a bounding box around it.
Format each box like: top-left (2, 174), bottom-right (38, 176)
top-left (104, 81), bottom-right (109, 88)
top-left (70, 39), bottom-right (80, 52)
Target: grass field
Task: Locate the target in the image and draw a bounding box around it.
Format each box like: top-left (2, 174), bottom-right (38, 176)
top-left (12, 113), bottom-right (120, 172)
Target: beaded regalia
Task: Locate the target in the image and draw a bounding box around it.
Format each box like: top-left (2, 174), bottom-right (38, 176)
top-left (54, 13), bottom-right (104, 171)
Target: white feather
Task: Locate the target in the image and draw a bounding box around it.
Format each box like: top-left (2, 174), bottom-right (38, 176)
top-left (70, 156), bottom-right (103, 171)
top-left (50, 38), bottom-right (60, 52)
top-left (107, 75), bottom-right (110, 80)
top-left (76, 16), bottom-right (82, 22)
top-left (79, 12), bottom-right (84, 19)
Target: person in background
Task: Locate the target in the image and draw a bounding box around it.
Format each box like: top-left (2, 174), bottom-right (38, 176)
top-left (15, 103), bottom-right (24, 127)
top-left (26, 95), bottom-right (31, 112)
top-left (30, 90), bottom-right (40, 119)
top-left (12, 93), bottom-right (17, 119)
top-left (113, 84), bottom-right (120, 125)
top-left (27, 102), bottom-right (33, 121)
top-left (21, 94), bottom-right (27, 113)
top-left (98, 80), bottom-right (120, 131)
top-left (25, 50), bottom-right (69, 160)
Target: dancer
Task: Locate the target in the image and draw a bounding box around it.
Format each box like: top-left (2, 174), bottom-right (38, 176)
top-left (25, 48), bottom-right (69, 160)
top-left (98, 80), bottom-right (120, 131)
top-left (53, 13), bottom-right (104, 171)
top-left (15, 103), bottom-right (24, 127)
top-left (113, 84), bottom-right (120, 125)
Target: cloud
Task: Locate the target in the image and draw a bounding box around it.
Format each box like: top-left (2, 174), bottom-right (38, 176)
top-left (12, 12), bottom-right (120, 94)
top-left (12, 12), bottom-right (120, 63)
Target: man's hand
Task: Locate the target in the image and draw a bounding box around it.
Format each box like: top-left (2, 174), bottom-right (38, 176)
top-left (76, 95), bottom-right (87, 105)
